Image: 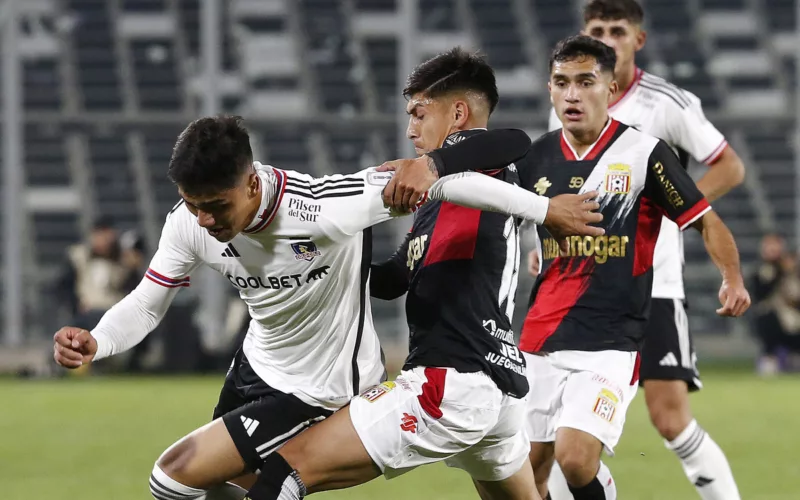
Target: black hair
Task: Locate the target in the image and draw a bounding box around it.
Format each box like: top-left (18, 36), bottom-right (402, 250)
top-left (168, 115), bottom-right (253, 195)
top-left (583, 0), bottom-right (644, 25)
top-left (403, 47), bottom-right (499, 114)
top-left (549, 35), bottom-right (617, 75)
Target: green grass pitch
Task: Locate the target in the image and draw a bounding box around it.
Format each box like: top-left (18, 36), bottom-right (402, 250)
top-left (2, 368), bottom-right (799, 499)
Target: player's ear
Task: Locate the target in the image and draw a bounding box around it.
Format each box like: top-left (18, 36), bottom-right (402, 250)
top-left (608, 78), bottom-right (619, 102)
top-left (453, 100), bottom-right (469, 128)
top-left (247, 169), bottom-right (260, 198)
top-left (547, 81), bottom-right (553, 101)
top-left (634, 27), bottom-right (647, 52)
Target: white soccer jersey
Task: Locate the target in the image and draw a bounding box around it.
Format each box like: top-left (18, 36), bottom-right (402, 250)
top-left (148, 163), bottom-right (391, 410)
top-left (549, 68), bottom-right (728, 299)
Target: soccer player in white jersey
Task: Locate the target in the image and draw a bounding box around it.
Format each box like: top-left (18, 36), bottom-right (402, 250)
top-left (53, 115), bottom-right (603, 500)
top-left (535, 1), bottom-right (747, 499)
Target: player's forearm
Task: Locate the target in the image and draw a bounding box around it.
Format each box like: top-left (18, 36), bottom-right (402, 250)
top-left (91, 278), bottom-right (178, 360)
top-left (696, 211), bottom-right (743, 284)
top-left (369, 261), bottom-right (409, 300)
top-left (695, 148), bottom-right (745, 202)
top-left (427, 129), bottom-right (531, 177)
top-left (429, 172), bottom-right (549, 224)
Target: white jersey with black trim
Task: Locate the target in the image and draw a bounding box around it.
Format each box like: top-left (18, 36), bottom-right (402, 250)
top-left (148, 162), bottom-right (390, 410)
top-left (549, 68), bottom-right (728, 299)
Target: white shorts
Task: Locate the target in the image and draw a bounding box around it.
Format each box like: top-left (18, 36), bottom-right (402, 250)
top-left (523, 351), bottom-right (639, 455)
top-left (349, 366), bottom-right (530, 482)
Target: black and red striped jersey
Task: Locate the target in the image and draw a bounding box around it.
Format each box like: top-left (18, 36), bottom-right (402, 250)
top-left (517, 120), bottom-right (710, 354)
top-left (371, 130), bottom-right (528, 398)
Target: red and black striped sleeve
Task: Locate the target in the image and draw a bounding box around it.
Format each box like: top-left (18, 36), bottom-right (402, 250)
top-left (646, 140), bottom-right (711, 231)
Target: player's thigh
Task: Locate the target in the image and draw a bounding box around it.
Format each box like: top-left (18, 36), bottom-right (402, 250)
top-left (445, 392), bottom-right (528, 483)
top-left (640, 298), bottom-right (703, 391)
top-left (554, 426), bottom-right (603, 470)
top-left (522, 352), bottom-right (570, 445)
top-left (643, 379), bottom-right (692, 439)
top-left (557, 351), bottom-right (638, 456)
top-left (528, 441), bottom-right (554, 486)
top-left (278, 404), bottom-right (381, 493)
top-left (157, 419), bottom-right (246, 488)
top-left (473, 457), bottom-right (540, 500)
top-left (219, 386), bottom-right (332, 474)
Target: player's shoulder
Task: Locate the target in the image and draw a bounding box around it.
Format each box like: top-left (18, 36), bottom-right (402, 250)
top-left (528, 129), bottom-right (562, 156)
top-left (638, 71), bottom-right (700, 111)
top-left (617, 121), bottom-right (663, 151)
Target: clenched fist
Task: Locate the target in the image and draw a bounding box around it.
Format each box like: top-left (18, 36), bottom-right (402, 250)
top-left (53, 327), bottom-right (98, 368)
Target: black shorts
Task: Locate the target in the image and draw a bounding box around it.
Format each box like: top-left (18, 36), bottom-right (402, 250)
top-left (639, 298), bottom-right (702, 391)
top-left (212, 349), bottom-right (333, 471)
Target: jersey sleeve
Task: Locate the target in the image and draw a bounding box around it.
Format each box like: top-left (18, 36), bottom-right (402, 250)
top-left (427, 129), bottom-right (531, 177)
top-left (370, 230), bottom-right (413, 300)
top-left (547, 108), bottom-right (561, 132)
top-left (145, 205), bottom-right (202, 287)
top-left (663, 91), bottom-right (728, 165)
top-left (646, 140), bottom-right (712, 230)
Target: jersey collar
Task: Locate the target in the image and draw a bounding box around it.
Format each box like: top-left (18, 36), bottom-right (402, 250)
top-left (609, 67), bottom-right (643, 111)
top-left (243, 166), bottom-right (287, 234)
top-left (560, 118), bottom-right (620, 161)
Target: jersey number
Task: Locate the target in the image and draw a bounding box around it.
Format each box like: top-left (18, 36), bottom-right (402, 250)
top-left (499, 217), bottom-right (520, 321)
top-left (407, 234), bottom-right (428, 271)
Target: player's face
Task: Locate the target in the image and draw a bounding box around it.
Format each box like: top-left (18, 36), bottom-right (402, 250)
top-left (549, 58), bottom-right (617, 136)
top-left (179, 170), bottom-right (260, 242)
top-left (405, 93), bottom-right (465, 155)
top-left (584, 18), bottom-right (646, 77)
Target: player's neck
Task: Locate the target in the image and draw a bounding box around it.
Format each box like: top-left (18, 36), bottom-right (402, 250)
top-left (614, 63), bottom-right (638, 99)
top-left (564, 117), bottom-right (610, 157)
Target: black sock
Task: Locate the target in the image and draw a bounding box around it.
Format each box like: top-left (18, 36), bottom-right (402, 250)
top-left (246, 453), bottom-right (306, 500)
top-left (568, 477), bottom-right (606, 500)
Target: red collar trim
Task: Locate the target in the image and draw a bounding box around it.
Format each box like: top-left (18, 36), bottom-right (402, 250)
top-left (560, 119), bottom-right (620, 161)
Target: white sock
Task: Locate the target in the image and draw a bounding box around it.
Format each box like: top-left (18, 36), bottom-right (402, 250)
top-left (595, 461), bottom-right (617, 499)
top-left (666, 419), bottom-right (741, 500)
top-left (150, 464), bottom-right (207, 500)
top-left (200, 483), bottom-right (248, 500)
top-left (547, 461), bottom-right (574, 499)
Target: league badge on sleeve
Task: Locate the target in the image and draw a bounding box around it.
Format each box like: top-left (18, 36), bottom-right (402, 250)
top-left (291, 241), bottom-right (322, 261)
top-left (604, 164), bottom-right (631, 194)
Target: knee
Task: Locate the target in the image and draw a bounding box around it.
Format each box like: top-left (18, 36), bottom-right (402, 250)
top-left (646, 395), bottom-right (691, 441)
top-left (554, 446), bottom-right (598, 487)
top-left (156, 437), bottom-right (198, 485)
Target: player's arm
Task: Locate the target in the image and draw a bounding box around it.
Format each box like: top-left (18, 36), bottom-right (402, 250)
top-left (646, 141), bottom-right (750, 317)
top-left (377, 129), bottom-right (532, 211)
top-left (53, 211), bottom-right (201, 368)
top-left (370, 231), bottom-right (414, 300)
top-left (666, 92), bottom-right (745, 202)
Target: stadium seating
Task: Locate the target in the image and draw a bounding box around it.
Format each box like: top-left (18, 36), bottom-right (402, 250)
top-left (13, 0), bottom-right (797, 340)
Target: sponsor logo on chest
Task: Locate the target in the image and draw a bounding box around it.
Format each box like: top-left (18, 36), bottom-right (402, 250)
top-left (287, 198), bottom-right (322, 222)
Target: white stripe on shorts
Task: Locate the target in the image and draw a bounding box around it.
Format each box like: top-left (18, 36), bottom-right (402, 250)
top-left (673, 298), bottom-right (691, 369)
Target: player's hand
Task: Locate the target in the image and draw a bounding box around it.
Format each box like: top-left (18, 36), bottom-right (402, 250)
top-left (53, 326), bottom-right (98, 368)
top-left (527, 250), bottom-right (540, 277)
top-left (717, 279), bottom-right (751, 317)
top-left (377, 156), bottom-right (438, 213)
top-left (544, 191), bottom-right (604, 253)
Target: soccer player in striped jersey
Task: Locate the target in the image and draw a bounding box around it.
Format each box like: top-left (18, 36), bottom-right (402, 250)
top-left (53, 115), bottom-right (602, 500)
top-left (536, 2), bottom-right (747, 499)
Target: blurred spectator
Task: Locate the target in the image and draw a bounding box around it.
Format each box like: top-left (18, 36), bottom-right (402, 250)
top-left (751, 233), bottom-right (800, 374)
top-left (55, 217), bottom-right (138, 331)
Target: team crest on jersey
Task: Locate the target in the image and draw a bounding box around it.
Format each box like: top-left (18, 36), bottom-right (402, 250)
top-left (592, 388), bottom-right (619, 422)
top-left (534, 177), bottom-right (552, 195)
top-left (604, 163), bottom-right (631, 194)
top-left (291, 241), bottom-right (322, 261)
top-left (360, 381), bottom-right (396, 402)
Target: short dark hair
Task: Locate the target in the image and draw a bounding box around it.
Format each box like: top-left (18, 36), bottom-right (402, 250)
top-left (549, 35), bottom-right (617, 75)
top-left (403, 47), bottom-right (499, 114)
top-left (583, 0), bottom-right (644, 25)
top-left (168, 115), bottom-right (253, 195)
